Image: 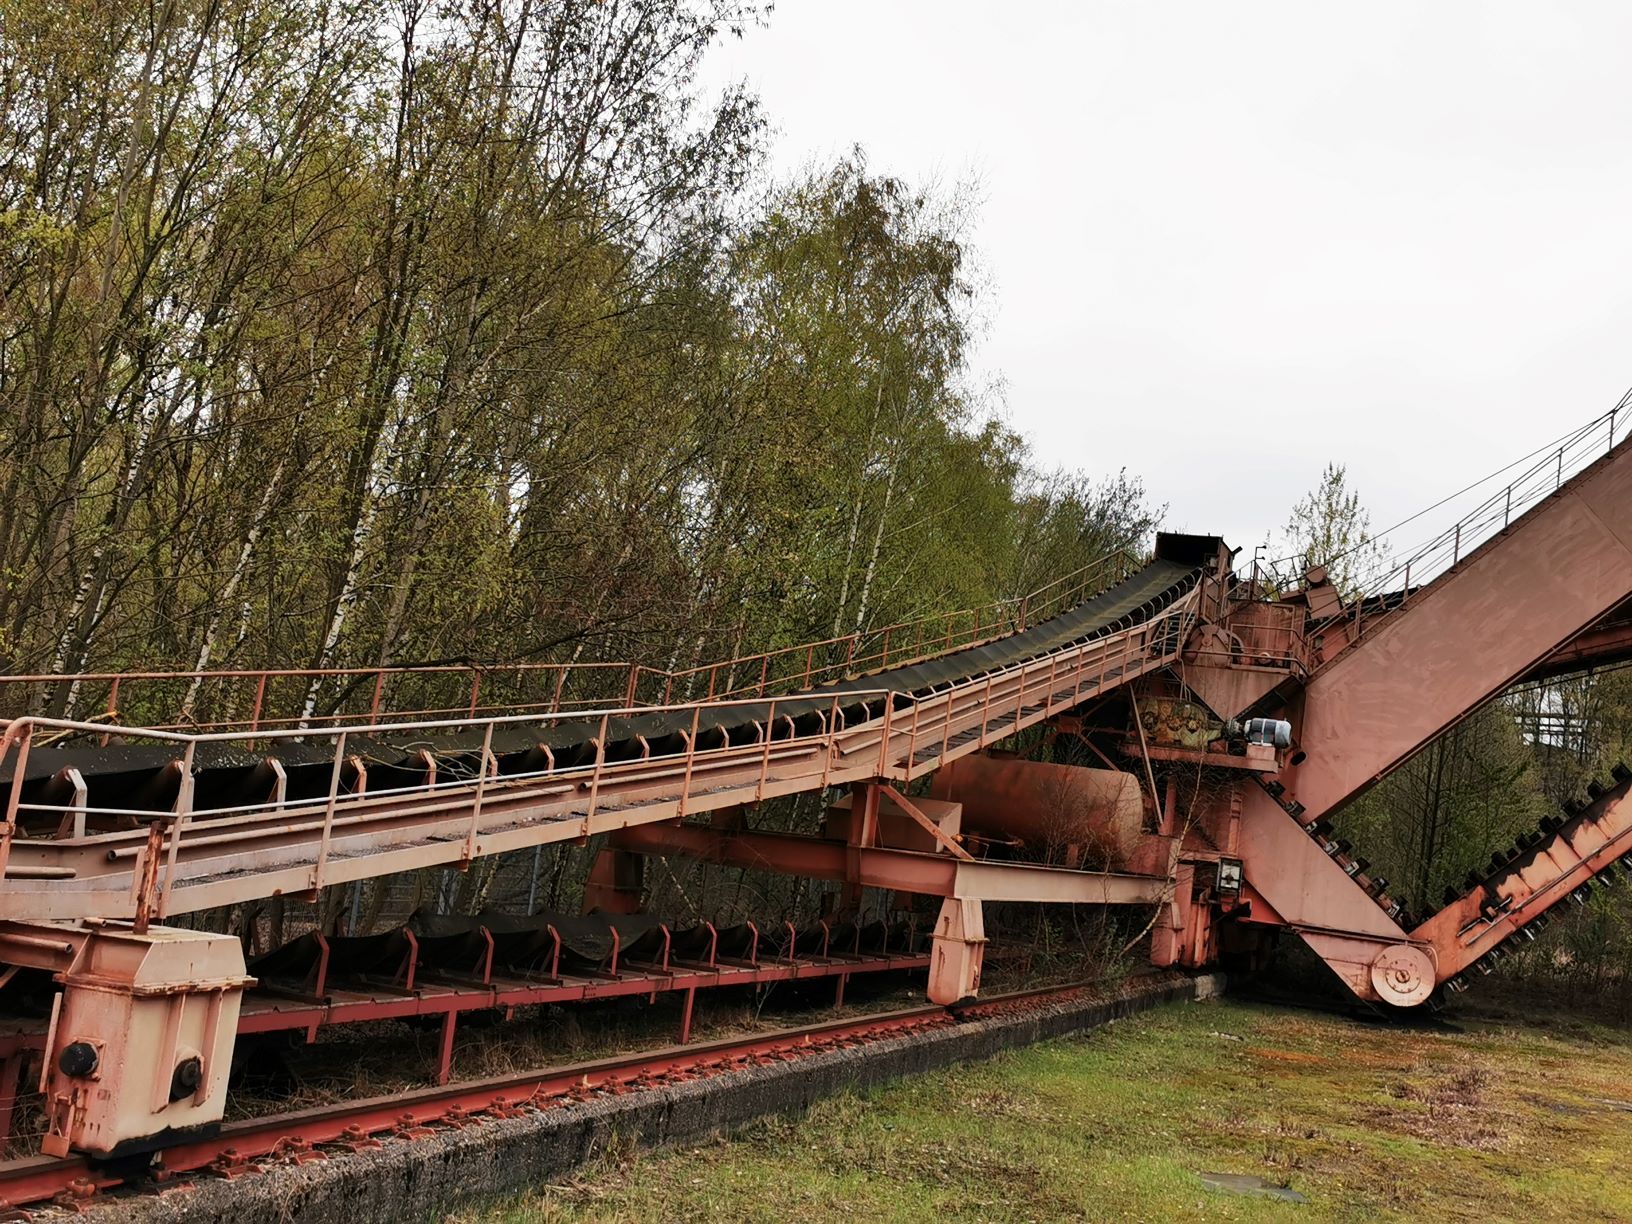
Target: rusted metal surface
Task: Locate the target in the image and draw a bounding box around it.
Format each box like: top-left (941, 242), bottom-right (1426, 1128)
top-left (1413, 765), bottom-right (1632, 988)
top-left (8, 410), bottom-right (1632, 1170)
top-left (929, 897), bottom-right (985, 1003)
top-left (1519, 597), bottom-right (1632, 682)
top-left (823, 791), bottom-right (964, 857)
top-left (1168, 430), bottom-right (1632, 1005)
top-left (0, 921), bottom-right (252, 1158)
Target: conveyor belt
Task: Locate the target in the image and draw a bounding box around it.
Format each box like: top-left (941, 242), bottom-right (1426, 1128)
top-left (5, 559), bottom-right (1199, 825)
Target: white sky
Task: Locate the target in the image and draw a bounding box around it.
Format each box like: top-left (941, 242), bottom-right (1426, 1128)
top-left (702, 1), bottom-right (1632, 557)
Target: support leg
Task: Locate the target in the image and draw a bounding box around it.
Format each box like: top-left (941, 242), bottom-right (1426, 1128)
top-left (842, 782), bottom-right (881, 912)
top-left (1150, 862), bottom-right (1194, 968)
top-left (928, 897), bottom-right (985, 1004)
top-left (679, 986), bottom-right (697, 1044)
top-left (583, 847), bottom-right (645, 915)
top-left (437, 1011), bottom-right (458, 1086)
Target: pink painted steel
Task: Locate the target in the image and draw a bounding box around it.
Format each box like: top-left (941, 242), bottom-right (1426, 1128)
top-left (1413, 770), bottom-right (1632, 982)
top-left (1287, 434), bottom-right (1632, 824)
top-left (928, 897), bottom-right (985, 1004)
top-left (1519, 602), bottom-right (1632, 681)
top-left (1233, 789), bottom-right (1407, 941)
top-left (0, 594), bottom-right (1196, 923)
top-left (0, 921), bottom-right (254, 1158)
top-left (927, 757), bottom-right (1144, 866)
top-left (610, 821), bottom-right (1167, 904)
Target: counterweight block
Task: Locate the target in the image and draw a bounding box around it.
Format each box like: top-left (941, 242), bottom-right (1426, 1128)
top-left (0, 922), bottom-right (254, 1158)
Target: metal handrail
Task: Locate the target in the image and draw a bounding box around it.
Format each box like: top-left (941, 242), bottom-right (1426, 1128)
top-left (640, 550), bottom-right (1138, 705)
top-left (0, 551), bottom-right (1139, 735)
top-left (1320, 407), bottom-right (1626, 660)
top-left (0, 589), bottom-right (1198, 922)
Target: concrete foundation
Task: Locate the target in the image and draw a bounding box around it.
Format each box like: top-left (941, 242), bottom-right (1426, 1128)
top-left (121, 971), bottom-right (1224, 1222)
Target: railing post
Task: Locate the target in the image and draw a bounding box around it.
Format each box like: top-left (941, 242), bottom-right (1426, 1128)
top-left (250, 673), bottom-right (267, 734)
top-left (755, 700), bottom-right (777, 803)
top-left (369, 670), bottom-right (386, 724)
top-left (876, 695), bottom-right (896, 776)
top-left (937, 682), bottom-right (956, 769)
top-left (1453, 523), bottom-right (1461, 566)
top-left (312, 730), bottom-right (347, 893)
top-left (467, 668), bottom-right (481, 718)
top-left (584, 713), bottom-right (611, 830)
top-left (463, 722), bottom-right (497, 865)
top-left (820, 695), bottom-right (842, 790)
top-left (102, 678), bottom-right (120, 747)
top-left (1013, 659), bottom-right (1027, 731)
top-left (131, 820), bottom-right (164, 935)
top-left (0, 725), bottom-right (32, 885)
top-left (624, 665), bottom-right (640, 709)
top-left (158, 739), bottom-right (196, 917)
top-left (677, 705), bottom-right (703, 818)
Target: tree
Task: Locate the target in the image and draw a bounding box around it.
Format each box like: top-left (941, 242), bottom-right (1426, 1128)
top-left (1280, 462), bottom-right (1384, 597)
top-left (0, 1), bottom-right (1161, 741)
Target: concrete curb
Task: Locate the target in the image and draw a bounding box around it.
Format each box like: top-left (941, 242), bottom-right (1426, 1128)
top-left (126, 971), bottom-right (1224, 1222)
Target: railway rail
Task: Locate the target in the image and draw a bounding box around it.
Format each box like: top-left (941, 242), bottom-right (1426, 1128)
top-left (0, 977), bottom-right (1106, 1216)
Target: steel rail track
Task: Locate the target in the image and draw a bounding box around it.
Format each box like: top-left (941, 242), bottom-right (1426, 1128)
top-left (0, 978), bottom-right (1106, 1215)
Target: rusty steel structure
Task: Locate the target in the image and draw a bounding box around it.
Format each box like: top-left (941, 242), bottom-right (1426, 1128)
top-left (0, 407), bottom-right (1628, 1169)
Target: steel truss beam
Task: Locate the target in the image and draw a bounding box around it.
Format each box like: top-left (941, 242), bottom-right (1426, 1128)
top-left (611, 821), bottom-right (1167, 905)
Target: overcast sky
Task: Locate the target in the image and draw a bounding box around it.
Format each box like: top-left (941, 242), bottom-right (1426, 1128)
top-left (703, 1), bottom-right (1632, 557)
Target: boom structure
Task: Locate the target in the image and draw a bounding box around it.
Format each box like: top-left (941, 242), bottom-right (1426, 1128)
top-left (1183, 426), bottom-right (1632, 1006)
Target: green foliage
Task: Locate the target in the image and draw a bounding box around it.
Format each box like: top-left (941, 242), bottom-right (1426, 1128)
top-left (1279, 462), bottom-right (1384, 596)
top-left (1342, 705), bottom-right (1550, 909)
top-left (0, 2), bottom-right (1155, 722)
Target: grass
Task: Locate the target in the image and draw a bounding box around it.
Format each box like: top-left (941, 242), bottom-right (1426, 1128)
top-left (455, 997), bottom-right (1632, 1223)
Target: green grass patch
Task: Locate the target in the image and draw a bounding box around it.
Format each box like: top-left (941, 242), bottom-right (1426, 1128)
top-left (457, 999), bottom-right (1632, 1222)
